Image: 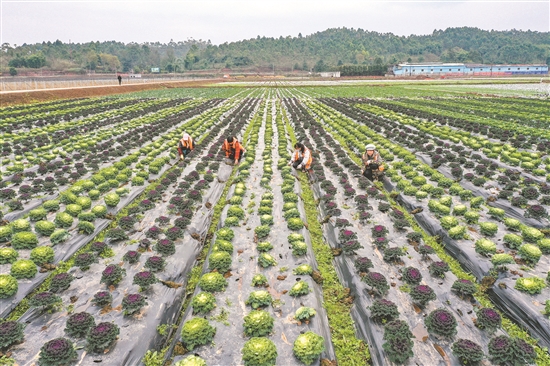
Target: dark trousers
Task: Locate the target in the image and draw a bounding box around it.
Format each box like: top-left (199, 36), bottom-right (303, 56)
top-left (363, 168), bottom-right (375, 181)
top-left (292, 158), bottom-right (304, 169)
top-left (229, 151), bottom-right (244, 162)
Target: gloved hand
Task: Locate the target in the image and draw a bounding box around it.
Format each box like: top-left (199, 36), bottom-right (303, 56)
top-left (234, 159), bottom-right (239, 165)
top-left (297, 164), bottom-right (304, 170)
top-left (180, 154), bottom-right (184, 160)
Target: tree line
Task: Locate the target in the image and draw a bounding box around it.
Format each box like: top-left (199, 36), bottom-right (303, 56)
top-left (1, 27), bottom-right (548, 75)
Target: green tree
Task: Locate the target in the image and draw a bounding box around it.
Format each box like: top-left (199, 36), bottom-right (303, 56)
top-left (9, 67), bottom-right (17, 76)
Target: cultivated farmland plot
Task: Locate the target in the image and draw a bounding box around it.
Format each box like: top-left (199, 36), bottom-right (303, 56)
top-left (0, 83), bottom-right (549, 366)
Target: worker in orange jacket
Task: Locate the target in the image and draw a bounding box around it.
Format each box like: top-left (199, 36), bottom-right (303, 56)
top-left (178, 132), bottom-right (195, 160)
top-left (222, 136), bottom-right (246, 165)
top-left (289, 143), bottom-right (313, 171)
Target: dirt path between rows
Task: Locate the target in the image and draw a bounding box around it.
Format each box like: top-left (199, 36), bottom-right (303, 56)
top-left (0, 78), bottom-right (224, 106)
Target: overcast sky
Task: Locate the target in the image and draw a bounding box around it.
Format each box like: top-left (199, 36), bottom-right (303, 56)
top-left (1, 0), bottom-right (548, 46)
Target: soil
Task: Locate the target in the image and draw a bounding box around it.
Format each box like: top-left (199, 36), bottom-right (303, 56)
top-left (0, 79), bottom-right (223, 106)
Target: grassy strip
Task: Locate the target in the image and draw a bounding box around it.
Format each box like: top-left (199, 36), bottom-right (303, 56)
top-left (282, 112), bottom-right (371, 365)
top-left (299, 173), bottom-right (371, 365)
top-left (306, 101), bottom-right (550, 365)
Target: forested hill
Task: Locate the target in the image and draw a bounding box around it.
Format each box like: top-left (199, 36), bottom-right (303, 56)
top-left (200, 27), bottom-right (550, 70)
top-left (2, 27), bottom-right (549, 74)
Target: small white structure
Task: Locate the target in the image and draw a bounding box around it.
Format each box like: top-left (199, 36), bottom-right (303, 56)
top-left (319, 71), bottom-right (341, 78)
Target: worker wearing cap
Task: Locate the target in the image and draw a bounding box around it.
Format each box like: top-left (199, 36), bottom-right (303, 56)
top-left (362, 144), bottom-right (383, 181)
top-left (178, 132), bottom-right (195, 160)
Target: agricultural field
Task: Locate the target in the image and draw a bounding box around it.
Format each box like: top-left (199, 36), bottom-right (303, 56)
top-left (0, 82), bottom-right (549, 366)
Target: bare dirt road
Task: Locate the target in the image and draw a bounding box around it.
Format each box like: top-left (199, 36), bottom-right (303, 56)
top-left (0, 79), bottom-right (222, 106)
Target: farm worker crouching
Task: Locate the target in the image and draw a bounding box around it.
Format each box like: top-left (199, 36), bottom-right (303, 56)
top-left (362, 143), bottom-right (384, 181)
top-left (178, 132), bottom-right (195, 160)
top-left (289, 143), bottom-right (313, 172)
top-left (222, 136), bottom-right (246, 165)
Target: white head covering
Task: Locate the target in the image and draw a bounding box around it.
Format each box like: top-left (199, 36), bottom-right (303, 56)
top-left (182, 132), bottom-right (190, 140)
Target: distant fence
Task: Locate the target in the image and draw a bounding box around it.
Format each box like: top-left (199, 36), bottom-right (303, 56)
top-left (0, 75), bottom-right (195, 92)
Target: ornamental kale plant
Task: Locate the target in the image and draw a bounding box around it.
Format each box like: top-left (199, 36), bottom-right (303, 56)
top-left (363, 271), bottom-right (389, 295)
top-left (341, 240), bottom-right (362, 255)
top-left (368, 298), bottom-right (400, 324)
top-left (451, 279), bottom-right (477, 298)
top-left (338, 229), bottom-right (357, 243)
top-left (145, 256), bottom-right (166, 272)
top-left (29, 291), bottom-right (62, 311)
top-left (165, 226), bottom-right (183, 240)
top-left (198, 272), bottom-right (228, 293)
top-left (180, 318), bottom-right (216, 351)
top-left (38, 337), bottom-right (78, 366)
top-left (100, 264), bottom-right (125, 286)
top-left (122, 293), bottom-right (147, 316)
top-left (402, 267), bottom-right (422, 285)
top-left (475, 307), bottom-right (501, 333)
top-left (90, 241), bottom-right (107, 253)
top-left (0, 274), bottom-right (18, 299)
top-left (410, 285), bottom-right (436, 307)
top-left (49, 273), bottom-right (73, 293)
top-left (145, 225), bottom-right (162, 239)
top-left (123, 250), bottom-right (141, 264)
top-left (191, 292), bottom-right (216, 314)
top-left (91, 291), bottom-right (112, 307)
top-left (118, 216), bottom-right (137, 230)
top-left (475, 238), bottom-right (497, 256)
top-left (429, 261), bottom-right (450, 278)
top-left (293, 264), bottom-right (313, 276)
top-left (293, 331), bottom-right (325, 366)
top-left (383, 247), bottom-right (404, 263)
top-left (354, 257), bottom-right (373, 273)
top-left (295, 307), bottom-right (316, 322)
top-left (451, 338), bottom-right (485, 365)
top-left (65, 312), bottom-right (95, 338)
top-left (133, 271), bottom-right (157, 291)
top-left (258, 253), bottom-right (277, 268)
top-left (519, 244), bottom-right (542, 265)
top-left (87, 322), bottom-right (119, 353)
top-left (382, 320), bottom-right (414, 364)
top-left (515, 277), bottom-right (546, 295)
top-left (425, 308), bottom-right (457, 338)
top-left (243, 310), bottom-right (275, 337)
top-left (488, 336), bottom-right (536, 365)
top-left (246, 290), bottom-right (272, 309)
top-left (289, 281), bottom-right (310, 297)
top-left (74, 253), bottom-right (97, 271)
top-left (371, 225), bottom-right (388, 238)
top-left (155, 239), bottom-right (176, 256)
top-left (242, 337), bottom-right (278, 366)
top-left (0, 321), bottom-right (24, 348)
top-left (479, 222), bottom-right (498, 237)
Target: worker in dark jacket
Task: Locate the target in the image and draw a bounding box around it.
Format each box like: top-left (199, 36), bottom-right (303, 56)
top-left (362, 144), bottom-right (384, 181)
top-left (178, 132), bottom-right (195, 160)
top-left (222, 136), bottom-right (245, 165)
